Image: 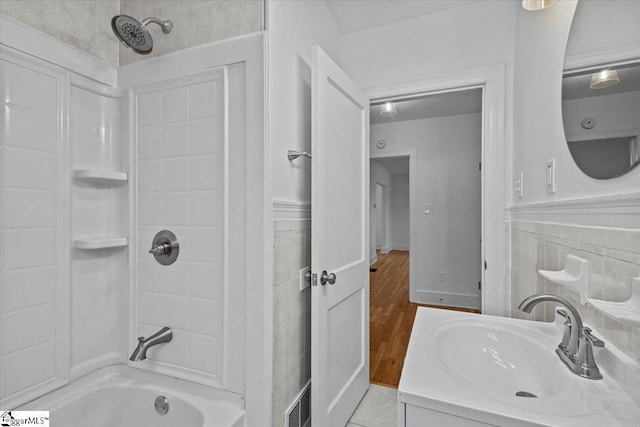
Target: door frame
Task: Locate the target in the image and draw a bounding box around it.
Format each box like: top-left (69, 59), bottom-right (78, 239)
top-left (366, 64), bottom-right (506, 315)
top-left (370, 150), bottom-right (417, 300)
top-left (374, 181), bottom-right (388, 254)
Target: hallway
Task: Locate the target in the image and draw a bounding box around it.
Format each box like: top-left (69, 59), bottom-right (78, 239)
top-left (370, 250), bottom-right (479, 387)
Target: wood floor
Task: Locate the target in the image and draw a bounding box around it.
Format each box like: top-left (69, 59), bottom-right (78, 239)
top-left (369, 250), bottom-right (480, 388)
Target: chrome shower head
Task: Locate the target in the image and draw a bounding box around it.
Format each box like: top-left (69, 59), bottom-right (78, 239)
top-left (111, 15), bottom-right (173, 55)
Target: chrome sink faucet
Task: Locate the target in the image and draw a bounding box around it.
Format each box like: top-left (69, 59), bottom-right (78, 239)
top-left (129, 327), bottom-right (172, 361)
top-left (519, 294), bottom-right (604, 380)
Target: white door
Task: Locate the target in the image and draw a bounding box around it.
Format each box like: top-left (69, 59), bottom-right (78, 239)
top-left (311, 46), bottom-right (370, 427)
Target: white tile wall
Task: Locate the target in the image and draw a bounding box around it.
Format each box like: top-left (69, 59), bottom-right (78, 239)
top-left (509, 221), bottom-right (640, 362)
top-left (135, 70), bottom-right (224, 383)
top-left (272, 212), bottom-right (312, 425)
top-left (0, 57), bottom-right (66, 404)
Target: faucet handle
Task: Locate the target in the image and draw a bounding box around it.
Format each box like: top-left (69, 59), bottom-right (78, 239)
top-left (556, 308), bottom-right (572, 350)
top-left (583, 327), bottom-right (605, 348)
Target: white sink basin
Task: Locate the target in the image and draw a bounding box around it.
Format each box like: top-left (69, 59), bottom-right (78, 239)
top-left (398, 307), bottom-right (640, 426)
top-left (433, 319), bottom-right (567, 398)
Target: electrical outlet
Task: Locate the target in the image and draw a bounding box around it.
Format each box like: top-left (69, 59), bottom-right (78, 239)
top-left (299, 267), bottom-right (310, 291)
top-left (440, 272), bottom-right (446, 282)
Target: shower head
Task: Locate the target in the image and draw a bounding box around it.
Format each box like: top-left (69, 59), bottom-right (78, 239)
top-left (111, 15), bottom-right (173, 55)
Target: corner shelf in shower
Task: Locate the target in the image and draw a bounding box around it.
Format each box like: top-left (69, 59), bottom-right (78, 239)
top-left (73, 169), bottom-right (128, 184)
top-left (72, 236), bottom-right (128, 250)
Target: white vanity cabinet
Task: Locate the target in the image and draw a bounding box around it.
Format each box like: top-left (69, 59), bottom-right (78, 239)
top-left (399, 403), bottom-right (496, 427)
top-left (397, 307), bottom-right (640, 427)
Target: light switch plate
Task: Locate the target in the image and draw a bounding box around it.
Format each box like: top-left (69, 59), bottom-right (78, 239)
top-left (515, 172), bottom-right (524, 198)
top-left (546, 159), bottom-right (556, 194)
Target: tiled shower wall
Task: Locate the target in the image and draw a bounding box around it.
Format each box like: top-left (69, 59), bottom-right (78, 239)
top-left (135, 69), bottom-right (225, 385)
top-left (272, 206), bottom-right (311, 425)
top-left (509, 220), bottom-right (640, 362)
top-left (0, 0), bottom-right (264, 66)
top-left (0, 54), bottom-right (66, 406)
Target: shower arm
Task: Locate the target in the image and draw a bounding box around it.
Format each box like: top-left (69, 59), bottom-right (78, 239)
top-left (141, 17), bottom-right (173, 34)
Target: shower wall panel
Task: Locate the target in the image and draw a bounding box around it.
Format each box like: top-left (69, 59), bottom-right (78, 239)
top-left (68, 80), bottom-right (129, 379)
top-left (133, 68), bottom-right (226, 388)
top-left (0, 48), bottom-right (70, 408)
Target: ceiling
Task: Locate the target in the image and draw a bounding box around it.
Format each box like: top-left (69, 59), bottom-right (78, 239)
top-left (325, 0), bottom-right (485, 34)
top-left (563, 63), bottom-right (640, 100)
top-left (373, 157), bottom-right (409, 175)
top-left (370, 88), bottom-right (482, 125)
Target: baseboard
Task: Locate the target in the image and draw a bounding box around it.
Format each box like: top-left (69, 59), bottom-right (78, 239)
top-left (391, 245), bottom-right (408, 251)
top-left (369, 255), bottom-right (378, 265)
top-left (414, 290), bottom-right (480, 310)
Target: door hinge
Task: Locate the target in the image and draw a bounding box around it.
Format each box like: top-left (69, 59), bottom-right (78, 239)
top-left (484, 260), bottom-right (487, 270)
top-left (478, 281), bottom-right (481, 290)
top-left (479, 162), bottom-right (482, 171)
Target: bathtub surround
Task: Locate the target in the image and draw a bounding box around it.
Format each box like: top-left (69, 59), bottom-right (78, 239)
top-left (509, 220), bottom-right (640, 362)
top-left (0, 48), bottom-right (70, 407)
top-left (68, 76), bottom-right (129, 380)
top-left (132, 67), bottom-right (226, 387)
top-left (1, 13), bottom-right (267, 423)
top-left (0, 0), bottom-right (264, 66)
top-left (120, 37), bottom-right (267, 414)
top-left (272, 201), bottom-right (311, 426)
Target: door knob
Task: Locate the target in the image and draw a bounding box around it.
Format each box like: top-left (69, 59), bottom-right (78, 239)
top-left (320, 270), bottom-right (336, 286)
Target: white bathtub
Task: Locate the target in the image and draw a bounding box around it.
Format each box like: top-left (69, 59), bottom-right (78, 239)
top-left (19, 365), bottom-right (245, 427)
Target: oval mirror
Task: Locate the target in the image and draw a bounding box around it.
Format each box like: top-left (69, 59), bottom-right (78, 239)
top-left (562, 0), bottom-right (640, 180)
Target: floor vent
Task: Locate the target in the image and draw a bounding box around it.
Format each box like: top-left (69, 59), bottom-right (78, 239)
top-left (285, 380), bottom-right (311, 427)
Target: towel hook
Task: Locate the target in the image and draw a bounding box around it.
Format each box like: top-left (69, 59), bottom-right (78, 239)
top-left (287, 150), bottom-right (312, 160)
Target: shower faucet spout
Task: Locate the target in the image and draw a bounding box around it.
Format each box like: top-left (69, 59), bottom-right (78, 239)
top-left (129, 327), bottom-right (172, 361)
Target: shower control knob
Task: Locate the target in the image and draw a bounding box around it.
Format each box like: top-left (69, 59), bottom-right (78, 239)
top-left (149, 230), bottom-right (179, 266)
top-left (149, 242), bottom-right (171, 255)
